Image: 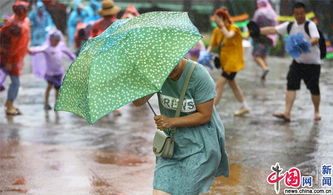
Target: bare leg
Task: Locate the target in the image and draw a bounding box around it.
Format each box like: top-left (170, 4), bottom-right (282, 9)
top-left (45, 83), bottom-right (52, 105)
top-left (284, 90), bottom-right (296, 119)
top-left (153, 189), bottom-right (171, 195)
top-left (311, 95), bottom-right (321, 120)
top-left (214, 76), bottom-right (228, 105)
top-left (272, 90), bottom-right (296, 121)
top-left (254, 56), bottom-right (268, 70)
top-left (5, 100), bottom-right (15, 114)
top-left (44, 83), bottom-right (53, 110)
top-left (55, 88), bottom-right (59, 101)
top-left (228, 79), bottom-right (245, 103)
top-left (228, 79), bottom-right (250, 116)
top-left (254, 56), bottom-right (269, 80)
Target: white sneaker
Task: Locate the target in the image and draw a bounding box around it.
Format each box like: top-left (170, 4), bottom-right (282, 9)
top-left (234, 107), bottom-right (250, 116)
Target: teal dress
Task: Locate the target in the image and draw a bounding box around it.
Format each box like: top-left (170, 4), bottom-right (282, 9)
top-left (154, 60), bottom-right (229, 195)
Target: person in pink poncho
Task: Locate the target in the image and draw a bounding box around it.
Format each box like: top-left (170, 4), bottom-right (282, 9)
top-left (29, 30), bottom-right (76, 110)
top-left (121, 5), bottom-right (140, 19)
top-left (251, 0), bottom-right (278, 81)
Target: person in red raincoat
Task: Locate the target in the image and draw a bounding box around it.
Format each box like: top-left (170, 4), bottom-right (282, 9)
top-left (0, 1), bottom-right (30, 115)
top-left (90, 0), bottom-right (120, 38)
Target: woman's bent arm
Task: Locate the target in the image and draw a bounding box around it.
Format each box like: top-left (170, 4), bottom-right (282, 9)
top-left (154, 99), bottom-right (214, 130)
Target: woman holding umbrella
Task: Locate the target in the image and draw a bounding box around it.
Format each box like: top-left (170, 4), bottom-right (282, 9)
top-left (133, 58), bottom-right (229, 195)
top-left (55, 12), bottom-right (229, 194)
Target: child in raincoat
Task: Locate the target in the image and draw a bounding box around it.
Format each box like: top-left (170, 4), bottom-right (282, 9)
top-left (29, 30), bottom-right (76, 110)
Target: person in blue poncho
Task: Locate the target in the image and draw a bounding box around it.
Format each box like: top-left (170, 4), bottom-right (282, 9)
top-left (29, 0), bottom-right (54, 46)
top-left (67, 0), bottom-right (90, 45)
top-left (85, 0), bottom-right (101, 23)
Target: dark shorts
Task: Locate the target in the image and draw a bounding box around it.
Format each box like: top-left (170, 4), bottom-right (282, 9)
top-left (252, 41), bottom-right (271, 57)
top-left (45, 74), bottom-right (63, 90)
top-left (222, 71), bottom-right (237, 80)
top-left (287, 60), bottom-right (321, 95)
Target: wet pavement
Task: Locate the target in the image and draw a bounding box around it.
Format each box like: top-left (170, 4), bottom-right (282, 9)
top-left (0, 54), bottom-right (333, 195)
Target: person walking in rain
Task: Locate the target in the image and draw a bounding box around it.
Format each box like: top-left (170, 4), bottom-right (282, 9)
top-left (29, 30), bottom-right (76, 110)
top-left (251, 0), bottom-right (278, 81)
top-left (0, 1), bottom-right (30, 115)
top-left (133, 58), bottom-right (229, 195)
top-left (207, 8), bottom-right (250, 116)
top-left (29, 0), bottom-right (54, 46)
top-left (90, 0), bottom-right (121, 38)
top-left (121, 4), bottom-right (140, 19)
top-left (67, 0), bottom-right (90, 45)
top-left (260, 2), bottom-right (322, 122)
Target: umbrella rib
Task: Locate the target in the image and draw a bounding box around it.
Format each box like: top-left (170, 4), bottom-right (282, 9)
top-left (86, 57), bottom-right (93, 123)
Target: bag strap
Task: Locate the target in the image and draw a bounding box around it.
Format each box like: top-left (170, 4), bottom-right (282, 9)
top-left (170, 61), bottom-right (196, 136)
top-left (287, 21), bottom-right (293, 34)
top-left (287, 21), bottom-right (311, 38)
top-left (304, 21), bottom-right (311, 38)
top-left (175, 61), bottom-right (196, 117)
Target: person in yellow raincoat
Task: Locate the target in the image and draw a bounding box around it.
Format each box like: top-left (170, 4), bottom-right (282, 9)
top-left (207, 8), bottom-right (250, 116)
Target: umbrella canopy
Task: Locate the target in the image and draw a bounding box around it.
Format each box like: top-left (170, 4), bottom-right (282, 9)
top-left (55, 11), bottom-right (202, 124)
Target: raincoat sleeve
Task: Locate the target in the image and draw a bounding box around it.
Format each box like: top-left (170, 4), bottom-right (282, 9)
top-left (252, 9), bottom-right (261, 23)
top-left (67, 12), bottom-right (78, 44)
top-left (61, 46), bottom-right (76, 61)
top-left (0, 17), bottom-right (30, 75)
top-left (29, 45), bottom-right (48, 54)
top-left (28, 12), bottom-right (36, 27)
top-left (46, 12), bottom-right (54, 29)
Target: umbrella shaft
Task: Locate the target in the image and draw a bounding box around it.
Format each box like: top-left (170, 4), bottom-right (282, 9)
top-left (147, 101), bottom-right (157, 116)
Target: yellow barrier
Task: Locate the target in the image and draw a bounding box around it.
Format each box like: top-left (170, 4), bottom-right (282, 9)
top-left (278, 12), bottom-right (315, 22)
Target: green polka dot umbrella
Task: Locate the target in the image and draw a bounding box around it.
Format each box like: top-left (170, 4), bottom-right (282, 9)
top-left (55, 11), bottom-right (202, 124)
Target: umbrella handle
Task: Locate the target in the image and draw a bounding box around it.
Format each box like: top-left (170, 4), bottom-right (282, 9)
top-left (147, 101), bottom-right (157, 116)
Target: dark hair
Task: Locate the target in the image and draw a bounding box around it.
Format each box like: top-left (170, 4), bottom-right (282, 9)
top-left (292, 2), bottom-right (306, 11)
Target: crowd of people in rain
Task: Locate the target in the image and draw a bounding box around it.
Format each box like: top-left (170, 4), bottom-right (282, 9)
top-left (0, 0), bottom-right (323, 120)
top-left (0, 0), bottom-right (139, 115)
top-left (0, 0), bottom-right (324, 121)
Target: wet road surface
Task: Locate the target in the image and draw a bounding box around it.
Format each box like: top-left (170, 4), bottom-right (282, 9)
top-left (1, 55), bottom-right (333, 195)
